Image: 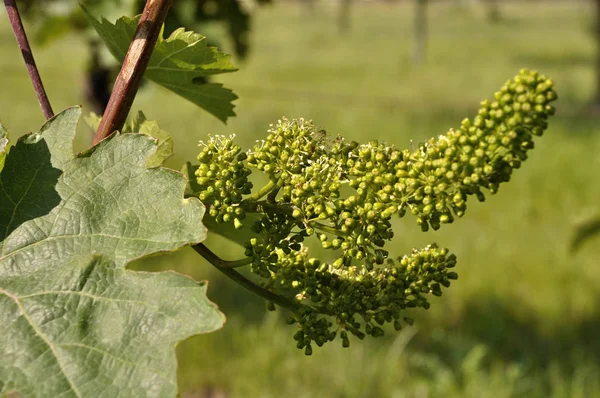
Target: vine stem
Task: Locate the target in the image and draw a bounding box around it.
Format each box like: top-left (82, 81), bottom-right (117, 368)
top-left (4, 0), bottom-right (54, 120)
top-left (92, 0), bottom-right (174, 145)
top-left (192, 243), bottom-right (303, 312)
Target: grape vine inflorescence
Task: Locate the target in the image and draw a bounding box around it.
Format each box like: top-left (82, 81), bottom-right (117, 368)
top-left (194, 69), bottom-right (557, 354)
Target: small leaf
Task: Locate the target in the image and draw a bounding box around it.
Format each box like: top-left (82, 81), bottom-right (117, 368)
top-left (86, 111), bottom-right (173, 167)
top-left (124, 111), bottom-right (173, 168)
top-left (0, 108), bottom-right (223, 398)
top-left (84, 111), bottom-right (102, 132)
top-left (84, 8), bottom-right (238, 123)
top-left (571, 215), bottom-right (600, 252)
top-left (181, 161), bottom-right (203, 197)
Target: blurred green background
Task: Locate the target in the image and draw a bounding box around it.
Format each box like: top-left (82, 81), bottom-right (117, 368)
top-left (2, 1), bottom-right (600, 396)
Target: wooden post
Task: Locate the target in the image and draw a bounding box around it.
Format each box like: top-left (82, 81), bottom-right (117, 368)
top-left (412, 0), bottom-right (427, 65)
top-left (339, 0), bottom-right (352, 34)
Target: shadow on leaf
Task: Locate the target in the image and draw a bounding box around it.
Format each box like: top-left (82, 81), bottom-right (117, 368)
top-left (0, 135), bottom-right (61, 242)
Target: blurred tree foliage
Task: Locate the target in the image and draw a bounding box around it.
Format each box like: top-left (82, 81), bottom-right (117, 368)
top-left (20, 0), bottom-right (272, 58)
top-left (19, 0), bottom-right (271, 113)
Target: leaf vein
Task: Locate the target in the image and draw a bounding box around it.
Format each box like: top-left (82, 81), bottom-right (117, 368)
top-left (56, 343), bottom-right (171, 383)
top-left (0, 288), bottom-right (83, 398)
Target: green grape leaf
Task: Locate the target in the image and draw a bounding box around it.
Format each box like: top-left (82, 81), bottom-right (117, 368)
top-left (84, 8), bottom-right (238, 123)
top-left (0, 121), bottom-right (8, 172)
top-left (181, 161), bottom-right (204, 197)
top-left (0, 107), bottom-right (223, 398)
top-left (86, 111), bottom-right (173, 168)
top-left (84, 111), bottom-right (103, 132)
top-left (571, 215), bottom-right (600, 252)
top-left (124, 111), bottom-right (173, 168)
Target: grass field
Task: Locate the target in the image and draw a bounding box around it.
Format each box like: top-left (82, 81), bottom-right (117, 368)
top-left (2, 1), bottom-right (600, 397)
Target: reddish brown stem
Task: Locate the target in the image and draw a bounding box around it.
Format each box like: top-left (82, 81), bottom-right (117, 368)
top-left (92, 0), bottom-right (173, 146)
top-left (4, 0), bottom-right (54, 120)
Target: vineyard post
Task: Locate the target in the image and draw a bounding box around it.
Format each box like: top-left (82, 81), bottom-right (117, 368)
top-left (412, 0), bottom-right (428, 65)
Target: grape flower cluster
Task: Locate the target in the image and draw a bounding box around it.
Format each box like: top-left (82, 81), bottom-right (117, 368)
top-left (194, 69), bottom-right (557, 354)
